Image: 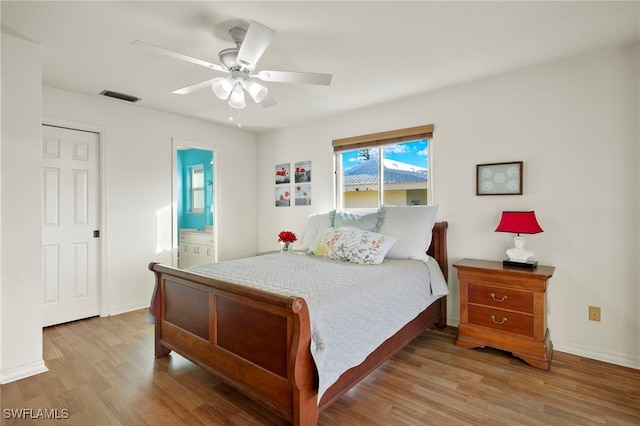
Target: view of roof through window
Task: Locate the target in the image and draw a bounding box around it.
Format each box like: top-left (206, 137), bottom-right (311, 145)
top-left (339, 139), bottom-right (429, 208)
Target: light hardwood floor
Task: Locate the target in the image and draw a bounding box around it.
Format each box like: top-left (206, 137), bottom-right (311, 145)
top-left (1, 309), bottom-right (638, 425)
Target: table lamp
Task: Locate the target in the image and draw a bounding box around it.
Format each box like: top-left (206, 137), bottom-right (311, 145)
top-left (495, 211), bottom-right (543, 269)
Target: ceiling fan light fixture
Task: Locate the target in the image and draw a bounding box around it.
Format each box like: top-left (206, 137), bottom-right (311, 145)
top-left (228, 83), bottom-right (246, 109)
top-left (134, 20), bottom-right (332, 118)
top-left (243, 80), bottom-right (268, 103)
top-left (211, 77), bottom-right (233, 100)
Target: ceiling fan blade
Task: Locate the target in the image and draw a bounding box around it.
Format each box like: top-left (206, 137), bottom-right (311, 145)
top-left (257, 70), bottom-right (332, 86)
top-left (131, 40), bottom-right (227, 72)
top-left (171, 78), bottom-right (219, 95)
top-left (236, 21), bottom-right (276, 70)
top-left (259, 93), bottom-right (278, 108)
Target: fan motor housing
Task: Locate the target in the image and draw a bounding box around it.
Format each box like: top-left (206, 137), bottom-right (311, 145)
top-left (218, 48), bottom-right (240, 69)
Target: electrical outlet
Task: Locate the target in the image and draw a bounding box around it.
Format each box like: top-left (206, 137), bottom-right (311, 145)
top-left (589, 306), bottom-right (601, 322)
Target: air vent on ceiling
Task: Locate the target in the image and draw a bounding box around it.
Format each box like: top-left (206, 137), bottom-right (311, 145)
top-left (99, 90), bottom-right (141, 103)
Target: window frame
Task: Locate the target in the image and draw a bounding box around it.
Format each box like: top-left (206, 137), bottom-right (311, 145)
top-left (190, 164), bottom-right (205, 214)
top-left (333, 125), bottom-right (433, 210)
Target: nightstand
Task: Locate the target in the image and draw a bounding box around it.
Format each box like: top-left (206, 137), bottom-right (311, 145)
top-left (454, 258), bottom-right (555, 370)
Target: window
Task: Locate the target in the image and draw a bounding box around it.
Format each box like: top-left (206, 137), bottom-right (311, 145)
top-left (333, 125), bottom-right (433, 209)
top-left (190, 165), bottom-right (205, 213)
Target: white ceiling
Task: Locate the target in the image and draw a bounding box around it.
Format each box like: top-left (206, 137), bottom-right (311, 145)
top-left (2, 1), bottom-right (638, 133)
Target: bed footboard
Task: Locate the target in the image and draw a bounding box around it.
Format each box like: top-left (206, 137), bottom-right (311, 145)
top-left (148, 221), bottom-right (448, 425)
top-left (148, 262), bottom-right (318, 425)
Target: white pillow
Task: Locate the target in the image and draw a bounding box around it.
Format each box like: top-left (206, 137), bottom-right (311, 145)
top-left (333, 210), bottom-right (383, 232)
top-left (302, 211), bottom-right (334, 249)
top-left (308, 227), bottom-right (397, 265)
top-left (377, 205), bottom-right (439, 261)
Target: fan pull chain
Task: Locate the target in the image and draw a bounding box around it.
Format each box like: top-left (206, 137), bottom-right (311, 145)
top-left (228, 106), bottom-right (242, 128)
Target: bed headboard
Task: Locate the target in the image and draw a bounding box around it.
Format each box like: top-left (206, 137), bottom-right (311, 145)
top-left (427, 221), bottom-right (448, 282)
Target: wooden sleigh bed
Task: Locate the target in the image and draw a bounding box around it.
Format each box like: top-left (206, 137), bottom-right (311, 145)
top-left (148, 221), bottom-right (448, 425)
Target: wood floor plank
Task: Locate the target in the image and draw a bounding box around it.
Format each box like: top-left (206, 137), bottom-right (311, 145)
top-left (1, 309), bottom-right (638, 425)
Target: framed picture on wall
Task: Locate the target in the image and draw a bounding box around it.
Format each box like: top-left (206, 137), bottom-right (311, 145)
top-left (275, 163), bottom-right (290, 184)
top-left (275, 186), bottom-right (291, 207)
top-left (295, 184), bottom-right (311, 206)
top-left (476, 161), bottom-right (523, 195)
top-left (294, 161), bottom-right (311, 183)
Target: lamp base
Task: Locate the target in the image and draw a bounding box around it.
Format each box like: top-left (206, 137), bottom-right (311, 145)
top-left (503, 259), bottom-right (538, 269)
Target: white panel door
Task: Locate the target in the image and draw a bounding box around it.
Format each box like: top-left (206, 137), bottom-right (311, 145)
top-left (42, 125), bottom-right (99, 327)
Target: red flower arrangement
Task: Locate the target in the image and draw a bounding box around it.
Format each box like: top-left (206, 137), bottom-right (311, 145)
top-left (278, 231), bottom-right (297, 251)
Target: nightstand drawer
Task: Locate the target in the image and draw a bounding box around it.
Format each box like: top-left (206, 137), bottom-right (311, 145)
top-left (468, 305), bottom-right (534, 337)
top-left (468, 283), bottom-right (533, 314)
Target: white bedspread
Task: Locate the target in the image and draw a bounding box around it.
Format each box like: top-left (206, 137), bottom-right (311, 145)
top-left (187, 253), bottom-right (448, 400)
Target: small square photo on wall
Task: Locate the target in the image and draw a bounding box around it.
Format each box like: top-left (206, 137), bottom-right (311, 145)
top-left (294, 161), bottom-right (311, 183)
top-left (275, 186), bottom-right (291, 207)
top-left (295, 184), bottom-right (311, 206)
top-left (275, 163), bottom-right (290, 184)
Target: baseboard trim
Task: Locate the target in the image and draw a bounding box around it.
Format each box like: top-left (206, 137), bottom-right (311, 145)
top-left (444, 321), bottom-right (640, 370)
top-left (553, 341), bottom-right (640, 370)
top-left (102, 300), bottom-right (149, 317)
top-left (0, 360), bottom-right (48, 384)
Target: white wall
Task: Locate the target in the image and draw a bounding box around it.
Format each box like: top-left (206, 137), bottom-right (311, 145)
top-left (42, 87), bottom-right (258, 316)
top-left (0, 33), bottom-right (259, 381)
top-left (0, 34), bottom-right (48, 382)
top-left (257, 43), bottom-right (640, 369)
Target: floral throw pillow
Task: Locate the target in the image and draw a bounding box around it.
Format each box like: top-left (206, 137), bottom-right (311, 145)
top-left (308, 227), bottom-right (397, 265)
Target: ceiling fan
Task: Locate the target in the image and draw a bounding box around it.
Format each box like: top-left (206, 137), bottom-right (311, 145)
top-left (132, 20), bottom-right (332, 110)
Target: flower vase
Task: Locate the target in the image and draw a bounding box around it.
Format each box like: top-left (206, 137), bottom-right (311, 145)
top-left (282, 242), bottom-right (291, 252)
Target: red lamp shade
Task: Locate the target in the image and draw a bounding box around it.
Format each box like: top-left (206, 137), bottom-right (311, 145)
top-left (495, 211), bottom-right (543, 235)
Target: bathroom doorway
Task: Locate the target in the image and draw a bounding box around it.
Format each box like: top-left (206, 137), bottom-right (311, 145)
top-left (172, 138), bottom-right (217, 268)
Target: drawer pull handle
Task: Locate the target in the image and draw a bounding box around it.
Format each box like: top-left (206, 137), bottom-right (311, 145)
top-left (490, 293), bottom-right (507, 302)
top-left (490, 315), bottom-right (508, 325)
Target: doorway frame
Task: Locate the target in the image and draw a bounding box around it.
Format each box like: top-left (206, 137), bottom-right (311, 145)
top-left (42, 117), bottom-right (107, 317)
top-left (171, 138), bottom-right (218, 267)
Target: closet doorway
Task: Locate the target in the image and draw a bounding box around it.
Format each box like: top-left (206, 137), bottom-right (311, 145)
top-left (172, 139), bottom-right (217, 269)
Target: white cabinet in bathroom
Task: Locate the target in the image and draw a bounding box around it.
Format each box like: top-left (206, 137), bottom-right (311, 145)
top-left (178, 230), bottom-right (215, 268)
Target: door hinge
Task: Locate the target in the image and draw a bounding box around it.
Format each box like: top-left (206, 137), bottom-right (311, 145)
top-left (93, 230), bottom-right (100, 238)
